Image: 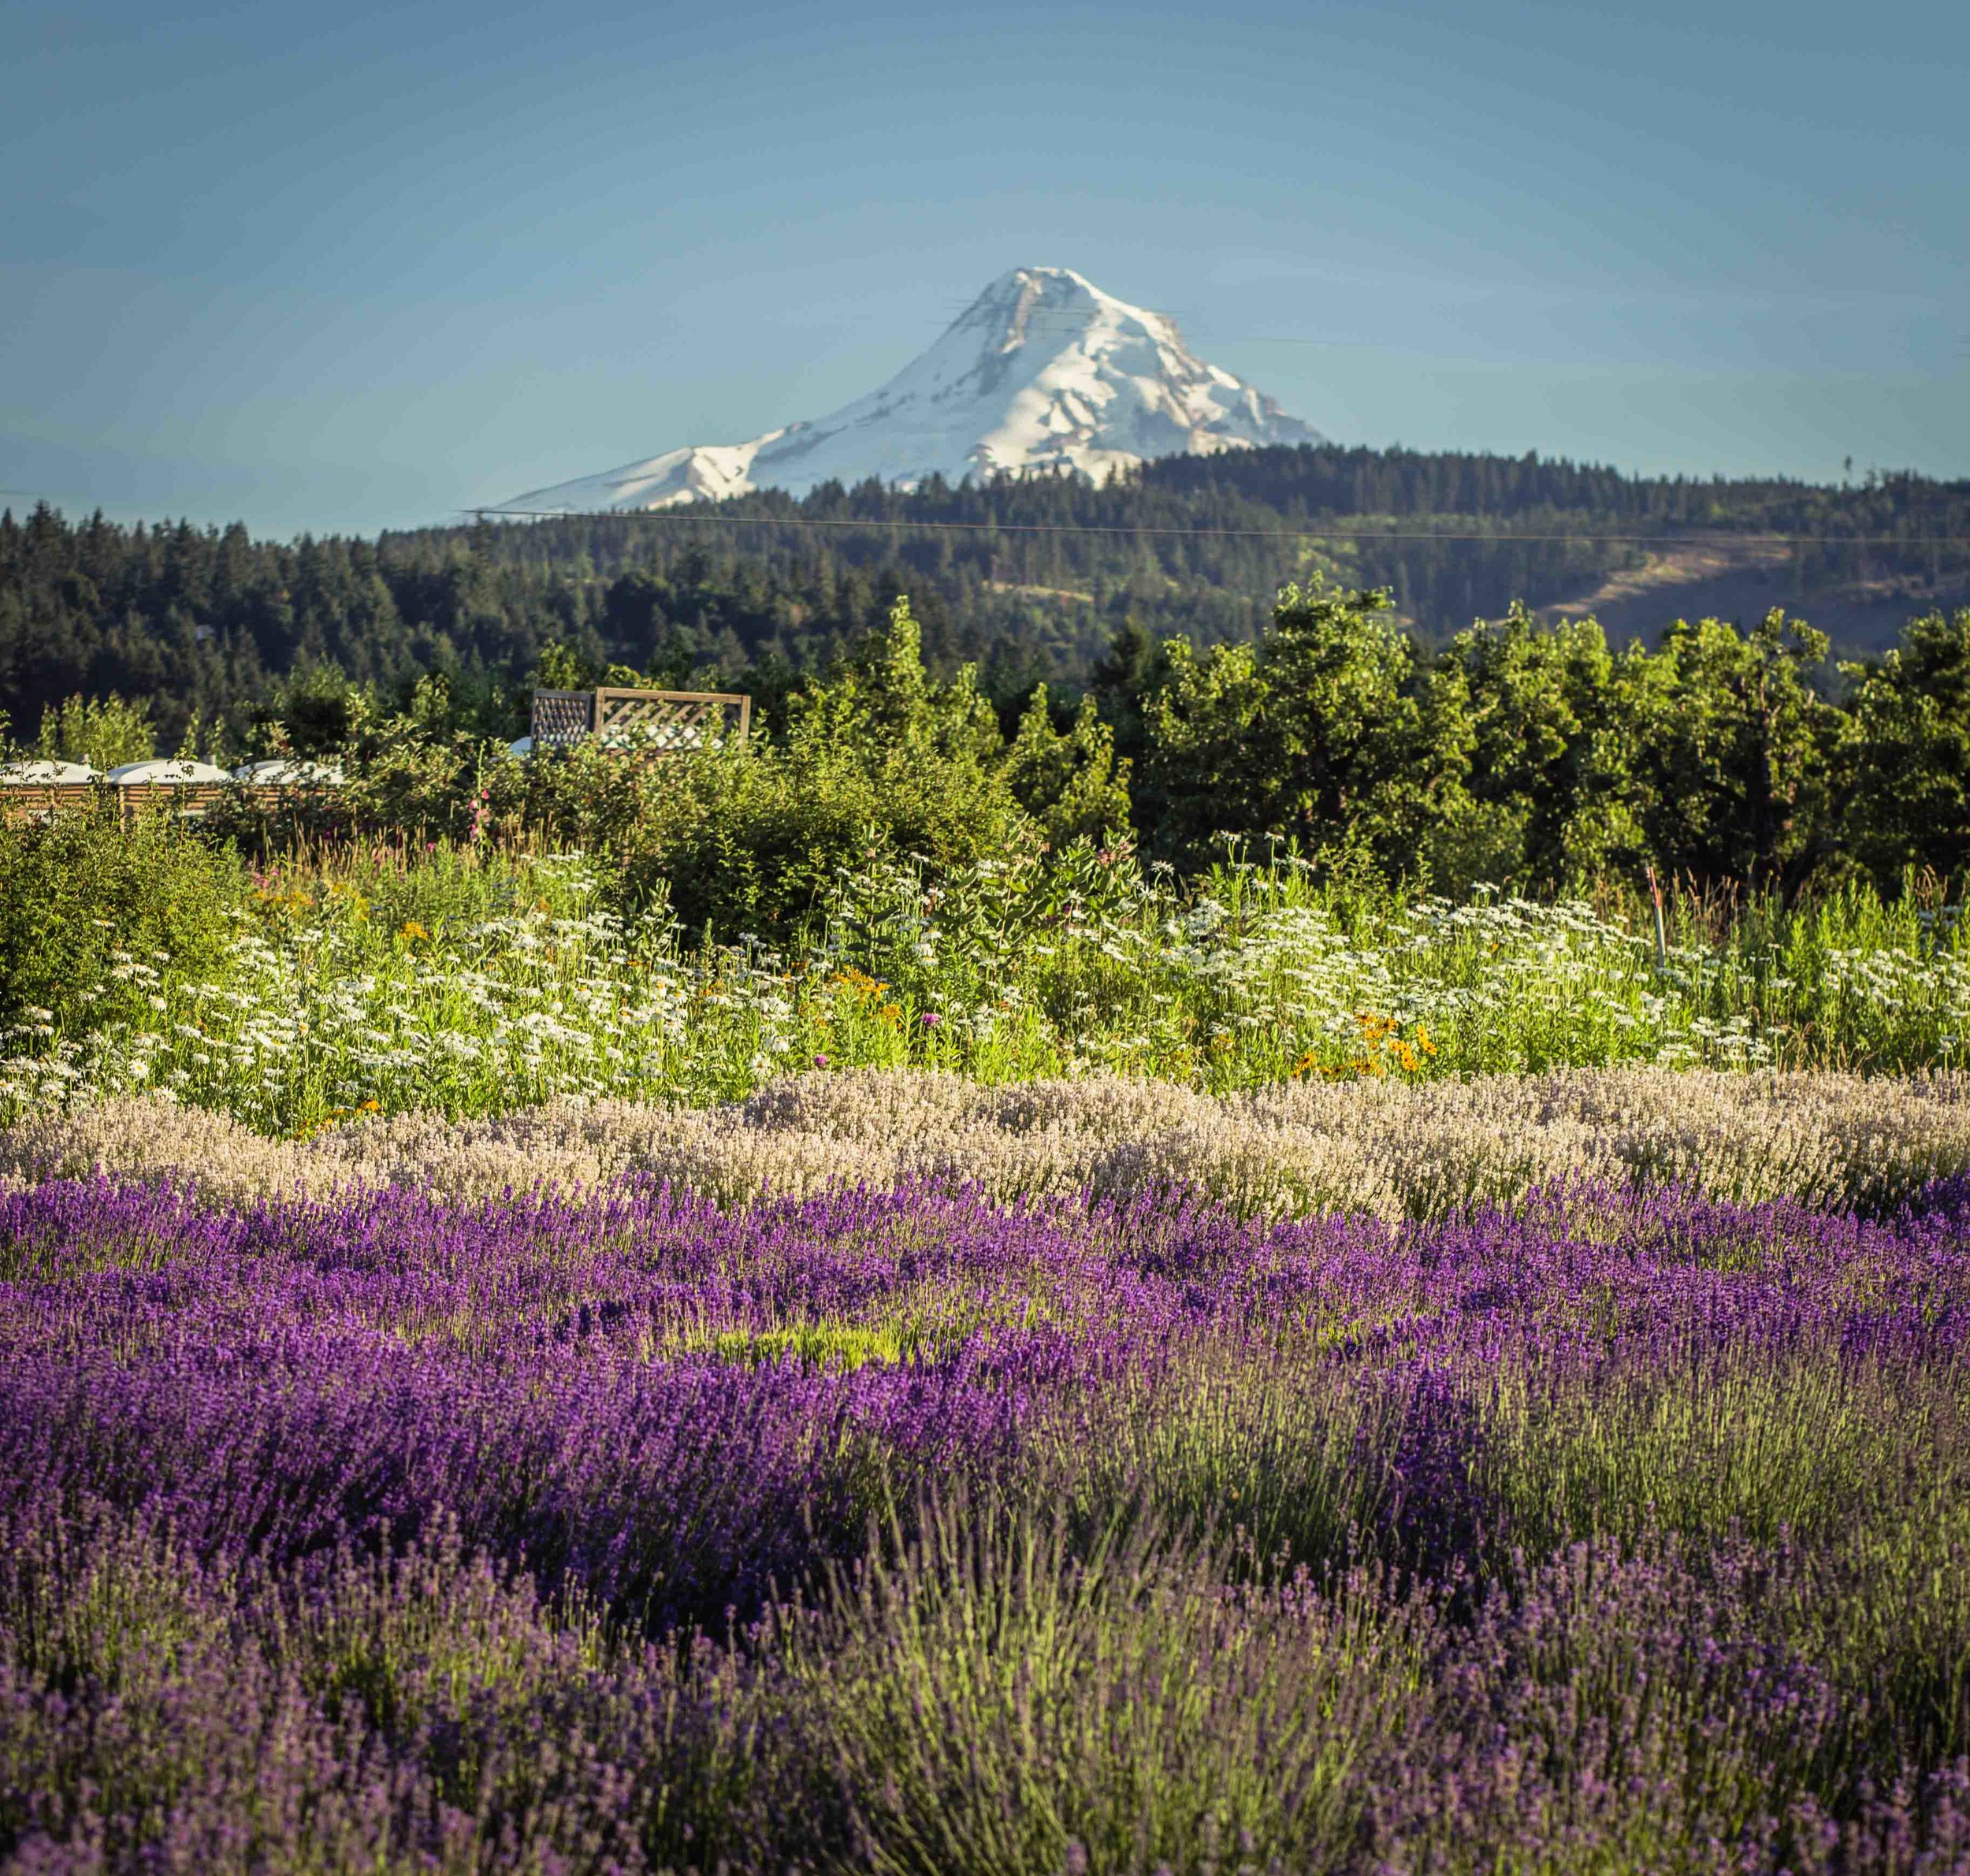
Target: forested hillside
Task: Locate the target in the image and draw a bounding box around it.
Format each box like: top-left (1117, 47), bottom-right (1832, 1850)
top-left (4, 444), bottom-right (1967, 752)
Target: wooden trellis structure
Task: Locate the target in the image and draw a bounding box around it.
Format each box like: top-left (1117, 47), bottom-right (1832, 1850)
top-left (529, 686), bottom-right (752, 753)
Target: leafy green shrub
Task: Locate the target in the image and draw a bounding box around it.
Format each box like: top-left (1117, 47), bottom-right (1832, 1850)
top-left (619, 731), bottom-right (1031, 938)
top-left (33, 693), bottom-right (156, 769)
top-left (203, 598), bottom-right (1035, 934)
top-left (496, 734), bottom-right (664, 858)
top-left (615, 599), bottom-right (1039, 936)
top-left (1001, 684), bottom-right (1132, 850)
top-left (206, 698), bottom-right (507, 854)
top-left (0, 811), bottom-right (247, 1035)
top-left (261, 663), bottom-right (374, 757)
top-left (336, 732), bottom-right (491, 841)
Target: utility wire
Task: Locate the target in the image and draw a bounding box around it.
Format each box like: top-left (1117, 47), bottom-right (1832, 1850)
top-left (472, 507), bottom-right (1970, 548)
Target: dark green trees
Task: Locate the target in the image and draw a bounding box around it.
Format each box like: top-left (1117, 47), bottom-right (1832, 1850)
top-left (1838, 610), bottom-right (1970, 885)
top-left (1128, 589), bottom-right (1851, 894)
top-left (1142, 584), bottom-right (1470, 868)
top-left (1619, 611), bottom-right (1838, 892)
top-left (1442, 607), bottom-right (1630, 886)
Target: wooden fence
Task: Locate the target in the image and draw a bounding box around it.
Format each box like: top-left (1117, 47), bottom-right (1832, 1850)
top-left (530, 687), bottom-right (752, 752)
top-left (0, 782), bottom-right (317, 825)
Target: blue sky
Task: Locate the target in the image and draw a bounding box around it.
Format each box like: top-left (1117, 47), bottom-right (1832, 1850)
top-left (3, 0), bottom-right (1965, 537)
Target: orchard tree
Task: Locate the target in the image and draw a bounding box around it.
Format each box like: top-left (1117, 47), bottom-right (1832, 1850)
top-left (1142, 582), bottom-right (1473, 872)
top-left (1616, 610), bottom-right (1839, 892)
top-left (1837, 608), bottom-right (1970, 888)
top-left (1443, 605), bottom-right (1642, 887)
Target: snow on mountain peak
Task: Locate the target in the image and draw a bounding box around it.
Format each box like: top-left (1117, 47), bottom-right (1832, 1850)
top-left (492, 268), bottom-right (1322, 515)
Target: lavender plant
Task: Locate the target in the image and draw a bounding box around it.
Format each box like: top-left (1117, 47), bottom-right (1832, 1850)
top-left (2, 1169), bottom-right (1968, 1869)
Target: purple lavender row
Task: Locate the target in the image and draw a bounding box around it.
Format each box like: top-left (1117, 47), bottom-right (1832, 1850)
top-left (2, 1173), bottom-right (1968, 1870)
top-left (2, 1173), bottom-right (1966, 1613)
top-left (7, 1171), bottom-right (1968, 1354)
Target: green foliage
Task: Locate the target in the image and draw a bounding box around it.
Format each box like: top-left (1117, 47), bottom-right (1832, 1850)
top-left (1000, 684), bottom-right (1132, 849)
top-left (533, 640), bottom-right (590, 692)
top-left (784, 1500), bottom-right (1411, 1874)
top-left (32, 692), bottom-right (155, 770)
top-left (203, 596), bottom-right (1039, 936)
top-left (533, 639), bottom-right (645, 692)
top-left (18, 827), bottom-right (1970, 1129)
top-left (1622, 609), bottom-right (1840, 890)
top-left (786, 595), bottom-right (1002, 764)
top-left (621, 600), bottom-right (1034, 936)
top-left (6, 454), bottom-right (1965, 760)
top-left (17, 492), bottom-right (1970, 906)
top-left (0, 812), bottom-right (245, 1035)
top-left (1143, 583), bottom-right (1472, 873)
top-left (1838, 608), bottom-right (1970, 886)
top-left (259, 663), bottom-right (373, 758)
top-left (1441, 605), bottom-right (1634, 882)
top-left (1133, 591), bottom-right (1857, 895)
top-left (622, 740), bottom-right (1024, 939)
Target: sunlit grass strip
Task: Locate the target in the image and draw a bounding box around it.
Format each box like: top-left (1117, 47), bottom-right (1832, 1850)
top-left (13, 845), bottom-right (1970, 1133)
top-left (14, 1064), bottom-right (1970, 1220)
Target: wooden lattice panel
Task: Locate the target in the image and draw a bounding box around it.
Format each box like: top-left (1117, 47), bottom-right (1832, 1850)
top-left (530, 689), bottom-right (595, 745)
top-left (599, 689), bottom-right (751, 751)
top-left (597, 693), bottom-right (720, 750)
top-left (528, 687), bottom-right (751, 756)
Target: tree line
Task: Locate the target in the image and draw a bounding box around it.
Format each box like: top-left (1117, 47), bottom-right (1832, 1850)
top-left (9, 455), bottom-right (1970, 905)
top-left (5, 446), bottom-right (1966, 755)
top-left (1106, 586), bottom-right (1970, 897)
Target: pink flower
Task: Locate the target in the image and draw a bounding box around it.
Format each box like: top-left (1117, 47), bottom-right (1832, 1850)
top-left (920, 1012), bottom-right (941, 1029)
top-left (812, 1053), bottom-right (830, 1070)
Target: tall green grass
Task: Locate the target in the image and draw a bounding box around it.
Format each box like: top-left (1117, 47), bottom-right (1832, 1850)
top-left (8, 830), bottom-right (1970, 1132)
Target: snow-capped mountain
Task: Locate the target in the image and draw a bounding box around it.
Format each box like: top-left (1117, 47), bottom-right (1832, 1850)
top-left (491, 266), bottom-right (1323, 513)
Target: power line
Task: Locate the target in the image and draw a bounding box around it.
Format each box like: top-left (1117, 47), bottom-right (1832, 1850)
top-left (471, 507), bottom-right (1970, 548)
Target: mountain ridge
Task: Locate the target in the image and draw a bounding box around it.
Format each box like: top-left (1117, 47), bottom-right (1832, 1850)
top-left (492, 266), bottom-right (1323, 514)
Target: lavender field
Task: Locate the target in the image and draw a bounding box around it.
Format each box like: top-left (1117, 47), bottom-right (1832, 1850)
top-left (3, 1087), bottom-right (1969, 1873)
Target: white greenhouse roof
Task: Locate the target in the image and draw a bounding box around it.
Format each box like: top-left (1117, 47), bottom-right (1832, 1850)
top-left (106, 760), bottom-right (232, 785)
top-left (0, 760), bottom-right (101, 784)
top-left (232, 759), bottom-right (344, 784)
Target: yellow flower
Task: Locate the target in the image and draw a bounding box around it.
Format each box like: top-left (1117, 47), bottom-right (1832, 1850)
top-left (828, 968), bottom-right (890, 1001)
